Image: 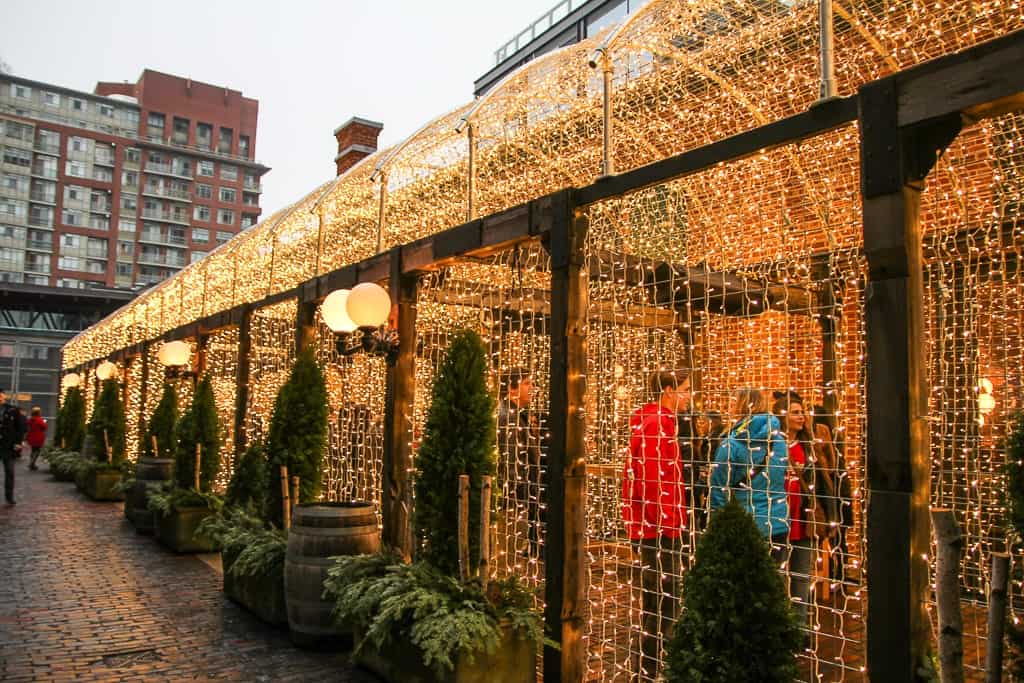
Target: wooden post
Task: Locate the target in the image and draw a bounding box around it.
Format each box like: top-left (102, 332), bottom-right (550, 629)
top-left (138, 343), bottom-right (150, 452)
top-left (859, 78), bottom-right (961, 681)
top-left (151, 435), bottom-right (160, 460)
top-left (233, 307), bottom-right (253, 455)
top-left (194, 444), bottom-right (202, 491)
top-left (458, 474), bottom-right (470, 583)
top-left (295, 300), bottom-right (318, 355)
top-left (986, 553), bottom-right (1010, 683)
top-left (931, 508), bottom-right (964, 683)
top-left (280, 465), bottom-right (291, 530)
top-left (291, 475), bottom-right (300, 512)
top-left (103, 430), bottom-right (111, 462)
top-left (544, 191), bottom-right (587, 683)
top-left (382, 249), bottom-right (417, 561)
top-left (479, 475), bottom-right (492, 588)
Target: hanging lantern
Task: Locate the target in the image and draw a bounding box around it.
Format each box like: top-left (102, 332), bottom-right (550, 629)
top-left (346, 282), bottom-right (392, 328)
top-left (158, 340), bottom-right (191, 367)
top-left (62, 373), bottom-right (81, 388)
top-left (321, 289), bottom-right (358, 333)
top-left (95, 360), bottom-right (118, 381)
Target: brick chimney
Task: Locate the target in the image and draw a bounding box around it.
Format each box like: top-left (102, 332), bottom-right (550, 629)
top-left (334, 117), bottom-right (383, 176)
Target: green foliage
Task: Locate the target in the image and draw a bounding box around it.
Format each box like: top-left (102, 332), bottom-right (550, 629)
top-left (264, 349), bottom-right (328, 528)
top-left (147, 483), bottom-right (223, 516)
top-left (324, 556), bottom-right (543, 674)
top-left (225, 442), bottom-right (267, 511)
top-left (173, 375), bottom-right (221, 492)
top-left (1004, 412), bottom-right (1024, 679)
top-left (198, 505), bottom-right (287, 579)
top-left (143, 383), bottom-right (178, 459)
top-left (413, 329), bottom-right (496, 575)
top-left (86, 379), bottom-right (126, 464)
top-left (47, 449), bottom-right (87, 479)
top-left (665, 498), bottom-right (800, 683)
top-left (55, 387), bottom-right (86, 452)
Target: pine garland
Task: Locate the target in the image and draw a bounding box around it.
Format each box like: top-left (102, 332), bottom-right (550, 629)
top-left (665, 498), bottom-right (800, 683)
top-left (413, 329), bottom-right (496, 575)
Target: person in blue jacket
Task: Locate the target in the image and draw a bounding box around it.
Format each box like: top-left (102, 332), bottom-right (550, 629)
top-left (709, 387), bottom-right (790, 562)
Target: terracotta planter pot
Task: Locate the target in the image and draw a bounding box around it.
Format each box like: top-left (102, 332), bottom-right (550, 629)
top-left (354, 620), bottom-right (536, 683)
top-left (155, 506), bottom-right (220, 553)
top-left (82, 468), bottom-right (124, 501)
top-left (222, 546), bottom-right (287, 626)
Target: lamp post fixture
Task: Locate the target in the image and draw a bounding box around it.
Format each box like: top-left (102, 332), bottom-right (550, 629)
top-left (157, 340), bottom-right (195, 380)
top-left (321, 283), bottom-right (398, 359)
top-left (62, 373), bottom-right (82, 389)
top-left (95, 360), bottom-right (118, 382)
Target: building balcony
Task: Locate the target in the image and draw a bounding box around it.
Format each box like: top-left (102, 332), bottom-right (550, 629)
top-left (33, 142), bottom-right (60, 156)
top-left (90, 202), bottom-right (112, 214)
top-left (142, 186), bottom-right (192, 202)
top-left (144, 161), bottom-right (193, 179)
top-left (139, 232), bottom-right (187, 247)
top-left (137, 254), bottom-right (185, 268)
top-left (243, 181), bottom-right (263, 193)
top-left (26, 239), bottom-right (52, 252)
top-left (29, 191), bottom-right (56, 205)
top-left (140, 209), bottom-right (190, 225)
top-left (94, 155), bottom-right (116, 167)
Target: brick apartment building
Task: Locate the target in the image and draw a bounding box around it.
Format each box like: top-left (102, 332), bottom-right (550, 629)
top-left (0, 69), bottom-right (269, 424)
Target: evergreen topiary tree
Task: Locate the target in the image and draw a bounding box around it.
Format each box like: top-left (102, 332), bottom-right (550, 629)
top-left (226, 442), bottom-right (267, 511)
top-left (143, 383), bottom-right (178, 459)
top-left (665, 498), bottom-right (800, 683)
top-left (1004, 412), bottom-right (1024, 678)
top-left (56, 386), bottom-right (86, 452)
top-left (264, 349), bottom-right (328, 528)
top-left (87, 379), bottom-right (126, 464)
top-left (413, 329), bottom-right (496, 576)
top-left (173, 375), bottom-right (221, 492)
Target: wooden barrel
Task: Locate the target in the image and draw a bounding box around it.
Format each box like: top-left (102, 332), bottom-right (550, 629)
top-left (285, 502), bottom-right (379, 649)
top-left (126, 457), bottom-right (174, 533)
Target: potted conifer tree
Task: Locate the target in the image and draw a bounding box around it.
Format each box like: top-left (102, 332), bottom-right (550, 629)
top-left (48, 386), bottom-right (86, 481)
top-left (150, 375), bottom-right (223, 552)
top-left (126, 383), bottom-right (177, 531)
top-left (78, 378), bottom-right (127, 501)
top-left (324, 329), bottom-right (542, 682)
top-left (664, 498), bottom-right (801, 683)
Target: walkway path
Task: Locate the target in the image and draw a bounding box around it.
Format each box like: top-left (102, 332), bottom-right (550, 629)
top-left (0, 463), bottom-right (379, 682)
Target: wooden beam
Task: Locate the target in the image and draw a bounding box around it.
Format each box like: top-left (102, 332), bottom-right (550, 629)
top-left (545, 190), bottom-right (586, 683)
top-left (382, 250), bottom-right (417, 560)
top-left (574, 95), bottom-right (857, 207)
top-left (895, 28), bottom-right (1024, 127)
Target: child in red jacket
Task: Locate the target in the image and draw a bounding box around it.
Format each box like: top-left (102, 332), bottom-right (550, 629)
top-left (27, 406), bottom-right (47, 470)
top-left (622, 370), bottom-right (691, 680)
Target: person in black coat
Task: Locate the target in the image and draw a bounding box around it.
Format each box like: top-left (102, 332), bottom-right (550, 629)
top-left (0, 388), bottom-right (28, 504)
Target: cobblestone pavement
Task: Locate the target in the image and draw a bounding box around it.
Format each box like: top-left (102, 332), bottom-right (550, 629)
top-left (0, 463), bottom-right (380, 682)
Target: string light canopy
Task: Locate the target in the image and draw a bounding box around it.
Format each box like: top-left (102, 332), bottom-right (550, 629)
top-left (95, 361), bottom-right (118, 382)
top-left (320, 283), bottom-right (397, 358)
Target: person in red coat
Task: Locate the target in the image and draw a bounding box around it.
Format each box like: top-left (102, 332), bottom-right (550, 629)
top-left (622, 369), bottom-right (690, 680)
top-left (26, 406), bottom-right (47, 471)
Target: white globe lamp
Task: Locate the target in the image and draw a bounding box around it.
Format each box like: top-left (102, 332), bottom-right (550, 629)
top-left (158, 340), bottom-right (191, 367)
top-left (96, 360), bottom-right (118, 381)
top-left (62, 373), bottom-right (82, 389)
top-left (346, 282), bottom-right (392, 328)
top-left (321, 289), bottom-right (358, 333)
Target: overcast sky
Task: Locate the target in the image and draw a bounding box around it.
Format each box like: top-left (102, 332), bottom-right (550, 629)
top-left (2, 0), bottom-right (558, 215)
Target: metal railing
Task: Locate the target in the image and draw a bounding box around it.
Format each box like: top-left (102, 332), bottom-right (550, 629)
top-left (140, 208), bottom-right (190, 224)
top-left (494, 0), bottom-right (579, 64)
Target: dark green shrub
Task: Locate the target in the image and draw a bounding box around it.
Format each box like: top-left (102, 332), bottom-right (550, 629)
top-left (143, 383), bottom-right (178, 459)
top-left (226, 442), bottom-right (267, 511)
top-left (57, 387), bottom-right (86, 452)
top-left (87, 379), bottom-right (126, 465)
top-left (413, 329), bottom-right (496, 575)
top-left (1004, 412), bottom-right (1024, 679)
top-left (264, 349), bottom-right (328, 528)
top-left (665, 498), bottom-right (800, 683)
top-left (173, 375), bottom-right (221, 492)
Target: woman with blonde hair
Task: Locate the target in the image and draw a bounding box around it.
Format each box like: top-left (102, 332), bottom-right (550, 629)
top-left (709, 388), bottom-right (790, 561)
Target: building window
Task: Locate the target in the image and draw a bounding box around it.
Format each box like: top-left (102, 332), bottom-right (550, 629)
top-left (197, 123), bottom-right (213, 150)
top-left (219, 187), bottom-right (236, 203)
top-left (217, 209), bottom-right (234, 225)
top-left (220, 164), bottom-right (238, 181)
top-left (33, 157), bottom-right (58, 179)
top-left (36, 129), bottom-right (60, 153)
top-left (0, 198), bottom-right (28, 220)
top-left (3, 173), bottom-right (28, 194)
top-left (65, 160), bottom-right (87, 178)
top-left (196, 183), bottom-right (213, 199)
top-left (120, 195), bottom-right (137, 213)
top-left (58, 256), bottom-right (83, 271)
top-left (193, 205), bottom-right (210, 221)
top-left (3, 148), bottom-right (31, 168)
top-left (69, 136), bottom-right (89, 153)
top-left (241, 213), bottom-right (258, 228)
top-left (197, 160), bottom-right (214, 177)
top-left (172, 116), bottom-right (190, 144)
top-left (43, 91), bottom-right (60, 107)
top-left (218, 127), bottom-right (233, 154)
top-left (31, 180), bottom-right (56, 203)
top-left (3, 120), bottom-right (33, 142)
top-left (62, 209), bottom-right (84, 226)
top-left (216, 230), bottom-right (232, 244)
top-left (124, 147), bottom-right (141, 164)
top-left (118, 218), bottom-right (136, 233)
top-left (11, 84), bottom-right (31, 99)
top-left (121, 170), bottom-right (138, 187)
top-left (239, 135), bottom-right (250, 158)
top-left (71, 98), bottom-right (86, 112)
top-left (99, 104), bottom-right (114, 118)
top-left (116, 262), bottom-right (133, 277)
top-left (147, 112), bottom-right (165, 138)
top-left (192, 227), bottom-right (209, 242)
top-left (190, 250), bottom-right (208, 264)
top-left (28, 205), bottom-right (53, 228)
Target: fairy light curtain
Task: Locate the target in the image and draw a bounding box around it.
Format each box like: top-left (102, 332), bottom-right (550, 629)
top-left (205, 326), bottom-right (240, 491)
top-left (922, 111), bottom-right (1024, 677)
top-left (124, 355), bottom-right (144, 463)
top-left (245, 299), bottom-right (298, 446)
